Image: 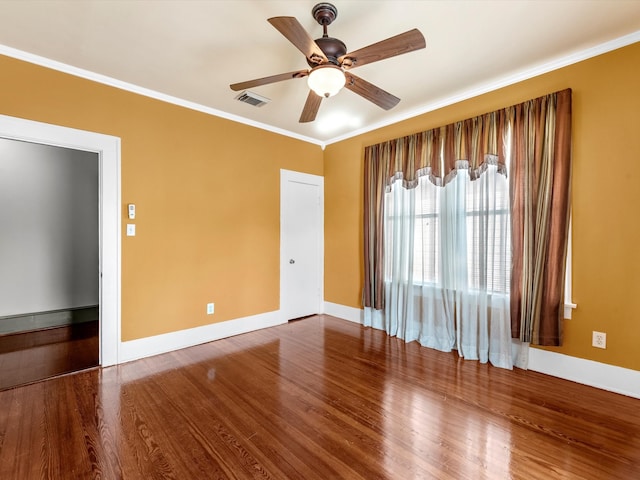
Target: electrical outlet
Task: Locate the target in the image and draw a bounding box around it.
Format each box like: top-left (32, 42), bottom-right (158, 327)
top-left (592, 331), bottom-right (606, 349)
top-left (206, 303), bottom-right (215, 315)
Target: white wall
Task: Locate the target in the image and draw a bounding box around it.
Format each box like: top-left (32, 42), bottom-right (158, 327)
top-left (0, 138), bottom-right (98, 316)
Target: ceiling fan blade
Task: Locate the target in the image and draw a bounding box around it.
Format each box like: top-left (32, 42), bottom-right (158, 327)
top-left (344, 73), bottom-right (400, 110)
top-left (339, 29), bottom-right (426, 69)
top-left (299, 91), bottom-right (322, 123)
top-left (230, 70), bottom-right (309, 91)
top-left (268, 17), bottom-right (328, 64)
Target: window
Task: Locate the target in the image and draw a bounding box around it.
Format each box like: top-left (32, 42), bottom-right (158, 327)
top-left (365, 89), bottom-right (572, 351)
top-left (384, 164), bottom-right (511, 296)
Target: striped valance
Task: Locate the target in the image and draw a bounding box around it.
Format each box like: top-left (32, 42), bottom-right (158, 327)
top-left (365, 104), bottom-right (513, 189)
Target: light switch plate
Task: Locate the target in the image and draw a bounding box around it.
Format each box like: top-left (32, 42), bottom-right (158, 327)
top-left (126, 224), bottom-right (136, 236)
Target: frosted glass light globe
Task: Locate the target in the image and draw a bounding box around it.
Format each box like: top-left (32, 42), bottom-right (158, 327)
top-left (307, 65), bottom-right (346, 98)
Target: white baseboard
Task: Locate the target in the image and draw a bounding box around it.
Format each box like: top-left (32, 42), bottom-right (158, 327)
top-left (528, 348), bottom-right (640, 399)
top-left (324, 301), bottom-right (363, 324)
top-left (324, 302), bottom-right (640, 399)
top-left (119, 310), bottom-right (284, 364)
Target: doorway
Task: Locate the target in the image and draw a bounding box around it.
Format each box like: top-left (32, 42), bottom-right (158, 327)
top-left (280, 169), bottom-right (324, 321)
top-left (0, 114), bottom-right (121, 373)
top-left (0, 139), bottom-right (100, 389)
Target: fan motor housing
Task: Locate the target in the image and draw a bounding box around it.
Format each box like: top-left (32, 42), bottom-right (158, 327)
top-left (308, 36), bottom-right (347, 66)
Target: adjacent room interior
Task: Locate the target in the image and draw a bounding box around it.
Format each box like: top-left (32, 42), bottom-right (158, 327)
top-left (0, 139), bottom-right (99, 389)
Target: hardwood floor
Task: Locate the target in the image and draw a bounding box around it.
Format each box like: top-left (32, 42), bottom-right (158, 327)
top-left (0, 320), bottom-right (98, 390)
top-left (0, 315), bottom-right (638, 479)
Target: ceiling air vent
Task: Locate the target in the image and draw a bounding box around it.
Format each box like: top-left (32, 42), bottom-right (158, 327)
top-left (235, 90), bottom-right (270, 107)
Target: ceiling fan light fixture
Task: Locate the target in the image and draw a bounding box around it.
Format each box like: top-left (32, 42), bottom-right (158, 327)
top-left (307, 65), bottom-right (345, 98)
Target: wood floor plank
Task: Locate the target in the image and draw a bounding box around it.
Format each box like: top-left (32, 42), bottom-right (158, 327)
top-left (175, 358), bottom-right (326, 479)
top-left (0, 315), bottom-right (639, 479)
top-left (0, 383), bottom-right (45, 479)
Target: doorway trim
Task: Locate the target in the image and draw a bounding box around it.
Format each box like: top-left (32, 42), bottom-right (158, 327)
top-left (280, 169), bottom-right (324, 321)
top-left (0, 114), bottom-right (121, 366)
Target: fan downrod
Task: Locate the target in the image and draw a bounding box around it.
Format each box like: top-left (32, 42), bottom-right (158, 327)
top-left (309, 3), bottom-right (346, 67)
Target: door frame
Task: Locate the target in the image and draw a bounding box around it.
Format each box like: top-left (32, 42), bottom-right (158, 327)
top-left (280, 169), bottom-right (324, 321)
top-left (0, 114), bottom-right (121, 366)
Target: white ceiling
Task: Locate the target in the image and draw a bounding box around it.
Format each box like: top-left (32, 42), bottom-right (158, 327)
top-left (0, 1), bottom-right (639, 146)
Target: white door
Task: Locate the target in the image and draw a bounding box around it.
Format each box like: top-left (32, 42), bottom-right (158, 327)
top-left (280, 169), bottom-right (323, 321)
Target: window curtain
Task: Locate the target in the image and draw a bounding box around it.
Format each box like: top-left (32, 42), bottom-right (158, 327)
top-left (510, 89), bottom-right (572, 345)
top-left (363, 89), bottom-right (572, 358)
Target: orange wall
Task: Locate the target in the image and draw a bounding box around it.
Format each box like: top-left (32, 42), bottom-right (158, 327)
top-left (0, 54), bottom-right (323, 341)
top-left (324, 42), bottom-right (640, 371)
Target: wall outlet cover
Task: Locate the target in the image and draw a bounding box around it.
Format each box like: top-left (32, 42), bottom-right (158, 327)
top-left (592, 331), bottom-right (606, 349)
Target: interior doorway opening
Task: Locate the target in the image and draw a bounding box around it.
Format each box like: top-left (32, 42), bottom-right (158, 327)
top-left (0, 138), bottom-right (100, 389)
top-left (0, 114), bottom-right (121, 383)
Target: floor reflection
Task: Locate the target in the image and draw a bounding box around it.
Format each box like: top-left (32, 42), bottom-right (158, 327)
top-left (1, 315), bottom-right (639, 479)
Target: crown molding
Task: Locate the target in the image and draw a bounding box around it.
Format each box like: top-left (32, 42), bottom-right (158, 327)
top-left (2, 29), bottom-right (639, 149)
top-left (324, 30), bottom-right (640, 145)
top-left (0, 44), bottom-right (324, 148)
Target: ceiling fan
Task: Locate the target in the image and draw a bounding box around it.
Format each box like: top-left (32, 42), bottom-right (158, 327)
top-left (230, 2), bottom-right (426, 123)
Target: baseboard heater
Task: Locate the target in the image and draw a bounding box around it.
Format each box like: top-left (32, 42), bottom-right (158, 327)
top-left (0, 305), bottom-right (99, 335)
